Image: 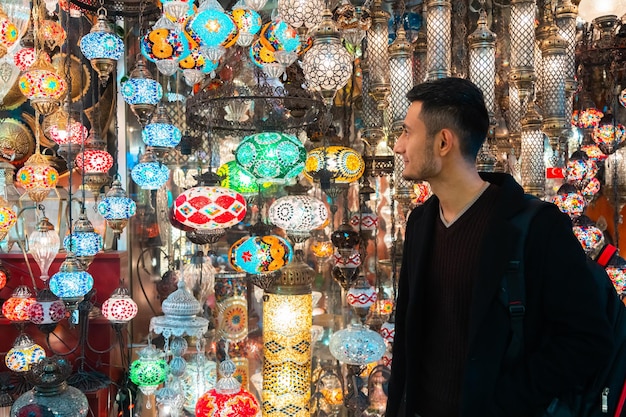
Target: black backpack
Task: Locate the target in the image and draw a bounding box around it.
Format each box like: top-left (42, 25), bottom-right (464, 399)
top-left (502, 197), bottom-right (626, 417)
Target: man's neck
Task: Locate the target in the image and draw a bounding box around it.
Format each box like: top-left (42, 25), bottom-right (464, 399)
top-left (432, 172), bottom-right (488, 224)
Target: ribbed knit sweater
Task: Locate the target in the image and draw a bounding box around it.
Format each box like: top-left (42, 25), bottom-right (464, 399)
top-left (415, 184), bottom-right (499, 417)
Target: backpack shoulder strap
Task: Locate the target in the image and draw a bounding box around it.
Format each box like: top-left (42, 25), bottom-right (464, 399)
top-left (502, 196), bottom-right (546, 363)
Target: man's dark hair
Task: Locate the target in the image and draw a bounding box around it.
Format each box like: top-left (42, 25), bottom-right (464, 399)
top-left (406, 78), bottom-right (489, 161)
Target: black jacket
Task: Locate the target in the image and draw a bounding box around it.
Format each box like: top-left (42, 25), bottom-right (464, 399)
top-left (386, 172), bottom-right (614, 417)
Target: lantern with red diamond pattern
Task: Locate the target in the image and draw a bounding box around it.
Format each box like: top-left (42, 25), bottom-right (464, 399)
top-left (101, 287), bottom-right (138, 324)
top-left (173, 186), bottom-right (247, 230)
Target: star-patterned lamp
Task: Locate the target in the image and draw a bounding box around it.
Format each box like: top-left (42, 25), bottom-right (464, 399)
top-left (79, 7), bottom-right (124, 85)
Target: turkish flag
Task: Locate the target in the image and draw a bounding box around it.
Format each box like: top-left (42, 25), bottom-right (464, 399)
top-left (546, 167), bottom-right (565, 179)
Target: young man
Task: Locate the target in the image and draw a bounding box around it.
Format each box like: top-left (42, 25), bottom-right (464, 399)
top-left (386, 77), bottom-right (613, 417)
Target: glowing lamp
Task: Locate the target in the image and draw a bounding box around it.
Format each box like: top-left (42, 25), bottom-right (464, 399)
top-left (40, 20), bottom-right (66, 50)
top-left (142, 105), bottom-right (182, 151)
top-left (592, 123), bottom-right (626, 155)
top-left (347, 276), bottom-right (377, 311)
top-left (97, 178), bottom-right (137, 235)
top-left (260, 19), bottom-right (300, 53)
top-left (195, 357), bottom-right (260, 417)
top-left (79, 7), bottom-right (124, 85)
top-left (141, 16), bottom-right (190, 76)
top-left (217, 160), bottom-right (269, 196)
top-left (0, 196), bottom-right (16, 241)
top-left (48, 118), bottom-right (88, 146)
top-left (29, 289), bottom-right (66, 326)
top-left (173, 185), bottom-right (247, 230)
top-left (181, 356), bottom-right (217, 413)
top-left (606, 265), bottom-right (626, 294)
top-left (63, 213), bottom-right (102, 268)
top-left (0, 267), bottom-right (8, 290)
top-left (49, 254), bottom-right (95, 311)
top-left (121, 55), bottom-right (163, 126)
top-left (573, 223), bottom-right (605, 258)
top-left (28, 216), bottom-right (60, 281)
top-left (101, 287), bottom-right (138, 324)
top-left (380, 321), bottom-right (395, 344)
top-left (229, 235), bottom-right (293, 274)
top-left (577, 0), bottom-right (626, 22)
top-left (230, 7), bottom-right (262, 46)
top-left (16, 153), bottom-right (59, 203)
top-left (277, 0), bottom-right (324, 30)
top-left (14, 47), bottom-right (38, 71)
top-left (235, 132), bottom-right (307, 183)
top-left (130, 344), bottom-right (169, 396)
top-left (329, 323), bottom-right (386, 365)
top-left (574, 108), bottom-right (603, 129)
top-left (186, 0), bottom-right (237, 61)
top-left (131, 149), bottom-right (170, 190)
top-left (269, 195), bottom-right (328, 242)
top-left (2, 285), bottom-right (35, 322)
top-left (310, 232), bottom-right (334, 259)
top-left (18, 55), bottom-right (67, 115)
top-left (5, 334), bottom-right (45, 373)
top-left (304, 146), bottom-right (365, 185)
top-left (0, 5), bottom-right (18, 59)
top-left (75, 149), bottom-right (114, 174)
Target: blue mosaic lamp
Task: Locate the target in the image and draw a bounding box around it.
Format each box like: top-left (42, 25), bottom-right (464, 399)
top-left (49, 253), bottom-right (95, 313)
top-left (186, 0), bottom-right (237, 61)
top-left (79, 7), bottom-right (124, 86)
top-left (131, 149), bottom-right (170, 190)
top-left (63, 213), bottom-right (103, 269)
top-left (235, 132), bottom-right (306, 184)
top-left (231, 6), bottom-right (262, 46)
top-left (98, 178), bottom-right (137, 236)
top-left (178, 47), bottom-right (219, 86)
top-left (142, 104), bottom-right (182, 156)
top-left (120, 55), bottom-right (163, 126)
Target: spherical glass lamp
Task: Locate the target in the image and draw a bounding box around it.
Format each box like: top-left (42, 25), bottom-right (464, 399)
top-left (28, 288), bottom-right (66, 328)
top-left (18, 55), bottom-right (67, 115)
top-left (142, 104), bottom-right (182, 154)
top-left (0, 5), bottom-right (18, 59)
top-left (277, 0), bottom-right (324, 30)
top-left (10, 356), bottom-right (88, 417)
top-left (79, 7), bottom-right (124, 85)
top-left (75, 149), bottom-right (114, 175)
top-left (178, 47), bottom-right (219, 86)
top-left (5, 333), bottom-right (45, 373)
top-left (186, 0), bottom-right (237, 62)
top-left (131, 149), bottom-right (170, 190)
top-left (217, 160), bottom-right (268, 197)
top-left (2, 285), bottom-right (36, 322)
top-left (573, 221), bottom-right (605, 258)
top-left (328, 323), bottom-right (386, 365)
top-left (47, 117), bottom-right (88, 147)
top-left (28, 215), bottom-right (60, 281)
top-left (97, 178), bottom-right (137, 236)
top-left (16, 153), bottom-right (59, 203)
top-left (101, 287), bottom-right (138, 324)
top-left (0, 266), bottom-right (8, 290)
top-left (121, 55), bottom-right (163, 126)
top-left (129, 344), bottom-right (169, 396)
top-left (63, 213), bottom-right (103, 268)
top-left (0, 196), bottom-right (17, 241)
top-left (141, 16), bottom-right (190, 76)
top-left (577, 0), bottom-right (626, 22)
top-left (304, 146), bottom-right (365, 186)
top-left (301, 9), bottom-right (353, 107)
top-left (230, 7), bottom-right (261, 46)
top-left (235, 132), bottom-right (307, 184)
top-left (173, 185), bottom-right (247, 230)
top-left (269, 194), bottom-right (328, 242)
top-left (229, 235), bottom-right (293, 274)
top-left (14, 47), bottom-right (38, 71)
top-left (592, 123), bottom-right (626, 155)
top-left (195, 357), bottom-right (260, 417)
top-left (49, 254), bottom-right (95, 311)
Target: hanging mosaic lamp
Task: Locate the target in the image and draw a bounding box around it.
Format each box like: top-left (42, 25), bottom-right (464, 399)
top-left (195, 356), bottom-right (260, 417)
top-left (14, 47), bottom-right (39, 71)
top-left (130, 345), bottom-right (169, 398)
top-left (179, 47), bottom-right (219, 86)
top-left (47, 114), bottom-right (88, 150)
top-left (28, 215), bottom-right (60, 281)
top-left (0, 5), bottom-right (18, 59)
top-left (142, 104), bottom-right (182, 154)
top-left (63, 213), bottom-right (103, 268)
top-left (4, 333), bottom-right (45, 373)
top-left (186, 0), bottom-right (238, 62)
top-left (97, 177), bottom-right (137, 236)
top-left (301, 8), bottom-right (353, 107)
top-left (333, 0), bottom-right (371, 48)
top-left (0, 196), bottom-right (16, 241)
top-left (131, 148), bottom-right (170, 190)
top-left (277, 0), bottom-right (324, 35)
top-left (141, 16), bottom-right (190, 76)
top-left (217, 160), bottom-right (267, 197)
top-left (269, 190), bottom-right (328, 243)
top-left (162, 0), bottom-right (194, 23)
top-left (0, 264), bottom-right (9, 290)
top-left (39, 19), bottom-right (67, 50)
top-left (592, 123), bottom-right (626, 155)
top-left (230, 6), bottom-right (261, 47)
top-left (49, 253), bottom-right (95, 312)
top-left (18, 54), bottom-right (67, 115)
top-left (101, 287), bottom-right (138, 324)
top-left (257, 18), bottom-right (300, 77)
top-left (28, 288), bottom-right (66, 330)
top-left (16, 153), bottom-right (59, 203)
top-left (346, 274), bottom-right (377, 321)
top-left (304, 146), bottom-right (365, 187)
top-left (329, 323), bottom-right (386, 365)
top-left (75, 149), bottom-right (114, 193)
top-left (11, 356), bottom-right (88, 417)
top-left (121, 55), bottom-right (163, 126)
top-left (229, 235), bottom-right (293, 275)
top-left (235, 132), bottom-right (307, 184)
top-left (173, 171), bottom-right (247, 231)
top-left (79, 6), bottom-right (124, 85)
top-left (2, 285), bottom-right (36, 323)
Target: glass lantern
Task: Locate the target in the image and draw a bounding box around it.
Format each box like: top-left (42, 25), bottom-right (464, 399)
top-left (79, 7), bottom-right (124, 85)
top-left (229, 235), bottom-right (294, 274)
top-left (5, 333), bottom-right (45, 373)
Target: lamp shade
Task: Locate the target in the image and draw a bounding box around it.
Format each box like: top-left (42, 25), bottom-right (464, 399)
top-left (577, 0), bottom-right (626, 22)
top-left (28, 216), bottom-right (60, 281)
top-left (0, 5), bottom-right (18, 58)
top-left (79, 8), bottom-right (124, 84)
top-left (229, 235), bottom-right (293, 274)
top-left (75, 149), bottom-right (114, 174)
top-left (277, 0), bottom-right (324, 29)
top-left (129, 345), bottom-right (169, 395)
top-left (217, 160), bottom-right (267, 195)
top-left (141, 16), bottom-right (190, 76)
top-left (16, 153), bottom-right (59, 203)
top-left (173, 186), bottom-right (247, 230)
top-left (18, 55), bottom-right (67, 115)
top-left (14, 47), bottom-right (38, 71)
top-left (131, 150), bottom-right (170, 190)
top-left (98, 178), bottom-right (137, 221)
top-left (592, 123), bottom-right (626, 155)
top-left (48, 118), bottom-right (88, 146)
top-left (5, 333), bottom-right (45, 373)
top-left (304, 146), bottom-right (365, 184)
top-left (28, 289), bottom-right (66, 325)
top-left (268, 195), bottom-right (328, 236)
top-left (186, 0), bottom-right (237, 61)
top-left (230, 7), bottom-right (261, 46)
top-left (49, 254), bottom-right (95, 307)
top-left (235, 132), bottom-right (307, 183)
top-left (63, 228), bottom-right (102, 260)
top-left (142, 105), bottom-right (182, 149)
top-left (2, 285), bottom-right (35, 322)
top-left (101, 287), bottom-right (138, 323)
top-left (329, 323), bottom-right (386, 365)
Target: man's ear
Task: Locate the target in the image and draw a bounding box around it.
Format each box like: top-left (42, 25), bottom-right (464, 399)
top-left (438, 128), bottom-right (455, 156)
